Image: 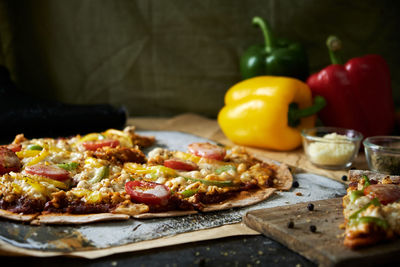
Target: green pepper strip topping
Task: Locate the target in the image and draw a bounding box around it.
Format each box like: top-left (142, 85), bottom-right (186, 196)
top-left (349, 175), bottom-right (372, 202)
top-left (147, 173), bottom-right (158, 181)
top-left (350, 190), bottom-right (364, 202)
top-left (57, 162), bottom-right (79, 171)
top-left (349, 198), bottom-right (381, 220)
top-left (362, 175), bottom-right (371, 188)
top-left (89, 166), bottom-right (109, 184)
top-left (354, 216), bottom-right (389, 230)
top-left (27, 144), bottom-right (43, 151)
top-left (183, 176), bottom-right (234, 187)
top-left (180, 189), bottom-right (199, 198)
top-left (215, 165), bottom-right (236, 175)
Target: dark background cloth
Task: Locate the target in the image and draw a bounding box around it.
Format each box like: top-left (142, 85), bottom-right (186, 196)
top-left (1, 0), bottom-right (399, 117)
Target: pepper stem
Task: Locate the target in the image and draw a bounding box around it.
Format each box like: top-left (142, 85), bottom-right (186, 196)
top-left (252, 16), bottom-right (274, 53)
top-left (288, 96), bottom-right (326, 127)
top-left (326, 35), bottom-right (343, 65)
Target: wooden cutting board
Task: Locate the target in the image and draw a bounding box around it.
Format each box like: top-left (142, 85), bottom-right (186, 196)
top-left (243, 198), bottom-right (400, 267)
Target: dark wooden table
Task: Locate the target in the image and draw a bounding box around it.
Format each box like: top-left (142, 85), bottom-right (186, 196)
top-left (1, 235), bottom-right (315, 266)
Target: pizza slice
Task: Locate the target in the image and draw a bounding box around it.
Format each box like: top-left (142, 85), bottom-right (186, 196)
top-left (343, 170), bottom-right (400, 248)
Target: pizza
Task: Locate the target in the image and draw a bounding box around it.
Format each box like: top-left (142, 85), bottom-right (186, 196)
top-left (0, 127), bottom-right (292, 224)
top-left (342, 170), bottom-right (400, 248)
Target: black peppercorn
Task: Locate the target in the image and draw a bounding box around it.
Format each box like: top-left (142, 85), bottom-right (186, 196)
top-left (341, 175), bottom-right (348, 181)
top-left (287, 221), bottom-right (294, 228)
top-left (310, 225), bottom-right (317, 232)
top-left (292, 181), bottom-right (299, 188)
top-left (307, 203), bottom-right (314, 211)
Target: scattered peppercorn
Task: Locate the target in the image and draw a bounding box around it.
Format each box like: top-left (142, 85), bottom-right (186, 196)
top-left (292, 181), bottom-right (299, 188)
top-left (310, 225), bottom-right (317, 233)
top-left (287, 221), bottom-right (294, 228)
top-left (341, 175), bottom-right (348, 181)
top-left (307, 203), bottom-right (314, 211)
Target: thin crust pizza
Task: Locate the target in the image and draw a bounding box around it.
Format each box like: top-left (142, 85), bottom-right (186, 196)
top-left (0, 127), bottom-right (292, 224)
top-left (343, 170), bottom-right (400, 248)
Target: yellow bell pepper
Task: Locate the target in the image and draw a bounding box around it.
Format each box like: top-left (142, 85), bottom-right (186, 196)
top-left (218, 76), bottom-right (325, 151)
top-left (78, 133), bottom-right (105, 143)
top-left (11, 174), bottom-right (48, 196)
top-left (84, 157), bottom-right (103, 168)
top-left (124, 163), bottom-right (177, 178)
top-left (26, 148), bottom-right (50, 166)
top-left (12, 183), bottom-right (23, 194)
top-left (174, 151), bottom-right (201, 163)
top-left (33, 175), bottom-right (69, 190)
top-left (12, 173), bottom-right (68, 191)
top-left (86, 191), bottom-right (103, 204)
top-left (77, 129), bottom-right (133, 148)
top-left (103, 129), bottom-right (133, 147)
top-left (16, 150), bottom-right (41, 158)
top-left (71, 188), bottom-right (92, 198)
top-left (70, 188), bottom-right (103, 203)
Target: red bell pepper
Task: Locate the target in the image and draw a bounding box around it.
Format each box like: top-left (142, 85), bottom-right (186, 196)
top-left (307, 36), bottom-right (396, 137)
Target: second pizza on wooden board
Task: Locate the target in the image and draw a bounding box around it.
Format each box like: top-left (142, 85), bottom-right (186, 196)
top-left (0, 127), bottom-right (292, 224)
top-left (343, 170), bottom-right (400, 248)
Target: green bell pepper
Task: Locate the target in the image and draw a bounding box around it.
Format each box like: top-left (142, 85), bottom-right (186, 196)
top-left (349, 175), bottom-right (372, 202)
top-left (240, 16), bottom-right (309, 81)
top-left (351, 216), bottom-right (389, 230)
top-left (215, 165), bottom-right (236, 175)
top-left (89, 166), bottom-right (109, 184)
top-left (350, 190), bottom-right (364, 202)
top-left (57, 162), bottom-right (79, 171)
top-left (183, 176), bottom-right (234, 187)
top-left (180, 189), bottom-right (199, 198)
top-left (27, 144), bottom-right (43, 151)
top-left (349, 198), bottom-right (381, 220)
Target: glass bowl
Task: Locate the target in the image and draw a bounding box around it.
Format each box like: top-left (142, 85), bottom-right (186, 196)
top-left (301, 127), bottom-right (363, 170)
top-left (363, 136), bottom-right (400, 175)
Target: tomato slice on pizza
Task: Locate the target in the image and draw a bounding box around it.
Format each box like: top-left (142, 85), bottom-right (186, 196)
top-left (363, 184), bottom-right (400, 205)
top-left (125, 180), bottom-right (171, 206)
top-left (187, 142), bottom-right (226, 161)
top-left (82, 139), bottom-right (120, 151)
top-left (25, 164), bottom-right (71, 181)
top-left (163, 159), bottom-right (198, 171)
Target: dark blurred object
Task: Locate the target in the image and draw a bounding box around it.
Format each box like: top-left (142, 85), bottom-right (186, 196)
top-left (0, 65), bottom-right (127, 141)
top-left (240, 16), bottom-right (309, 81)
